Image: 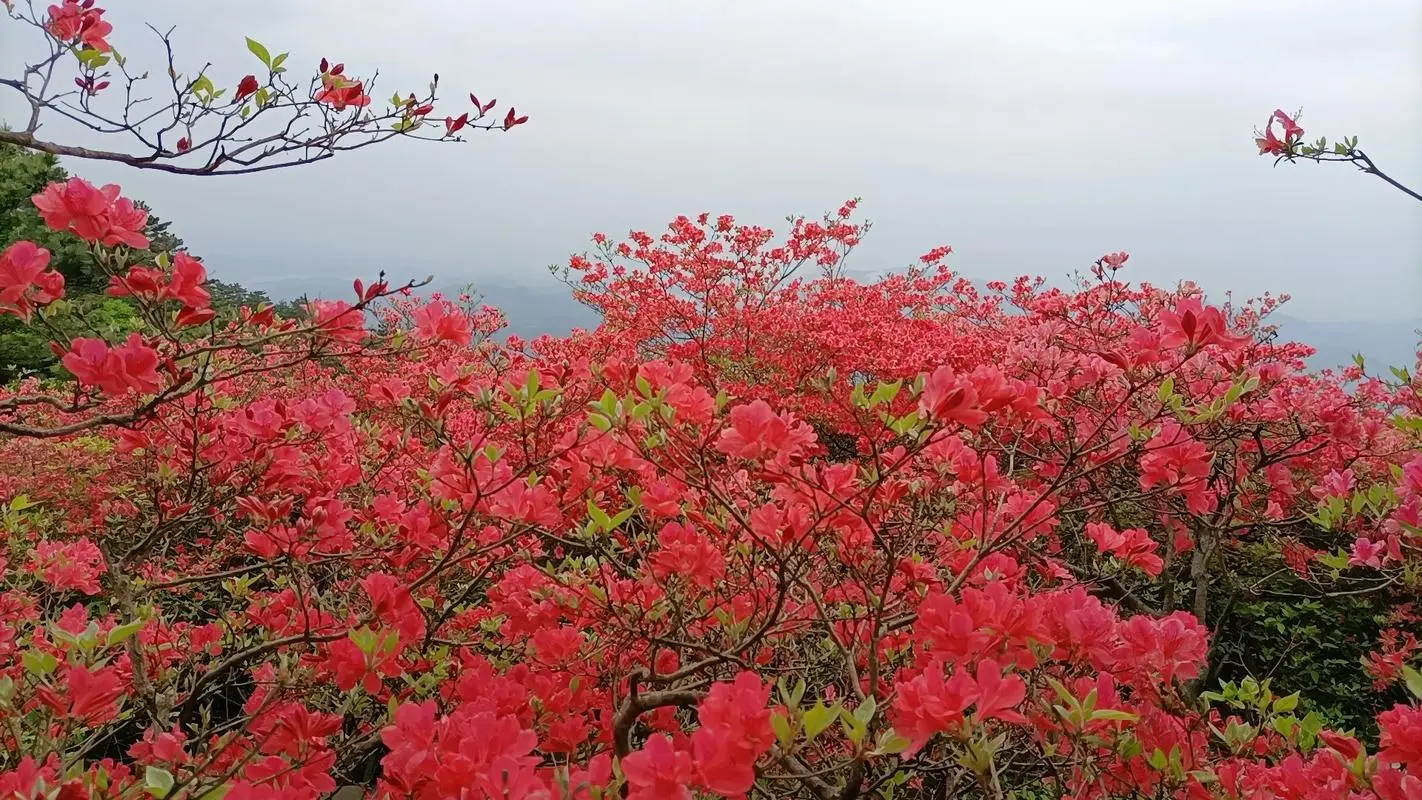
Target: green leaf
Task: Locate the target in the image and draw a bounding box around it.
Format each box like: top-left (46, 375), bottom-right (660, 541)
top-left (873, 729), bottom-right (912, 756)
top-left (1272, 715), bottom-right (1299, 738)
top-left (76, 48), bottom-right (110, 68)
top-left (853, 694), bottom-right (878, 724)
top-left (22, 650), bottom-right (57, 676)
top-left (587, 412), bottom-right (611, 432)
top-left (587, 500), bottom-right (613, 533)
top-left (609, 507), bottom-right (636, 530)
top-left (1403, 665), bottom-right (1422, 700)
top-left (1272, 692), bottom-right (1300, 713)
top-left (108, 619), bottom-right (145, 646)
top-left (144, 766), bottom-right (175, 798)
top-left (245, 37), bottom-right (272, 68)
top-left (1157, 377), bottom-right (1175, 404)
top-left (868, 380), bottom-right (902, 409)
top-left (770, 711), bottom-right (793, 748)
top-left (802, 702), bottom-right (837, 743)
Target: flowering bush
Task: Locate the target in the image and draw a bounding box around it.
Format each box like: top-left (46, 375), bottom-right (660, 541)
top-left (2, 183), bottom-right (1419, 797)
top-left (2, 7), bottom-right (1421, 797)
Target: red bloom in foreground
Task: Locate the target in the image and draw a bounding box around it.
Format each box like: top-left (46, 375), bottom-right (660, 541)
top-left (650, 521), bottom-right (725, 589)
top-left (1157, 296), bottom-right (1246, 352)
top-left (0, 241), bottom-right (64, 319)
top-left (166, 252), bottom-right (212, 309)
top-left (309, 300), bottom-right (367, 345)
top-left (689, 672), bottom-right (775, 795)
top-left (622, 735), bottom-right (694, 800)
top-left (921, 365), bottom-right (988, 428)
top-left (62, 333), bottom-right (163, 397)
top-left (716, 399), bottom-right (817, 462)
top-left (1379, 704), bottom-right (1422, 771)
top-left (892, 661), bottom-right (977, 753)
top-left (1139, 420), bottom-right (1212, 491)
top-left (378, 701), bottom-right (542, 798)
top-left (32, 178), bottom-right (150, 248)
top-left (37, 665), bottom-right (124, 724)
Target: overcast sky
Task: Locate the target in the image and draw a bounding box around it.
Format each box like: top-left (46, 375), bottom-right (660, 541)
top-left (3, 0), bottom-right (1420, 320)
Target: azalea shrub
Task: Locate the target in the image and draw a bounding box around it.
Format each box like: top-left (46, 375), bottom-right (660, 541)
top-left (3, 8), bottom-right (1422, 800)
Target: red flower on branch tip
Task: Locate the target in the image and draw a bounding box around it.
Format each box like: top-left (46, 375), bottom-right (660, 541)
top-left (46, 0), bottom-right (113, 52)
top-left (315, 74), bottom-right (371, 111)
top-left (1256, 108), bottom-right (1304, 156)
top-left (470, 94), bottom-right (497, 116)
top-left (235, 74), bottom-right (260, 101)
top-left (503, 107), bottom-right (529, 130)
top-left (445, 112), bottom-right (469, 135)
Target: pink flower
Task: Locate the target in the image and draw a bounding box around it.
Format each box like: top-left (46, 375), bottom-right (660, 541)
top-left (308, 300), bottom-right (367, 345)
top-left (892, 661), bottom-right (977, 754)
top-left (1139, 421), bottom-right (1212, 491)
top-left (1113, 611), bottom-right (1209, 689)
top-left (37, 664), bottom-right (124, 724)
top-left (622, 735), bottom-right (694, 800)
top-left (165, 252), bottom-right (212, 309)
top-left (1100, 251), bottom-right (1130, 270)
top-left (650, 522), bottom-right (725, 589)
top-left (361, 572), bottom-right (426, 646)
top-left (28, 537), bottom-right (106, 594)
top-left (315, 74), bottom-right (372, 110)
top-left (1310, 468), bottom-right (1356, 500)
top-left (1157, 296), bottom-right (1246, 353)
top-left (410, 299), bottom-right (473, 346)
top-left (921, 366), bottom-right (989, 428)
top-left (716, 399), bottom-right (817, 462)
top-left (62, 333), bottom-right (163, 396)
top-left (1348, 536), bottom-right (1386, 569)
top-left (45, 0), bottom-right (112, 52)
top-left (1256, 109), bottom-right (1304, 156)
top-left (687, 672), bottom-right (775, 794)
top-left (1085, 521), bottom-right (1164, 576)
top-left (31, 178), bottom-right (149, 248)
top-left (0, 241), bottom-right (64, 319)
top-left (972, 658), bottom-right (1027, 724)
top-left (1378, 704), bottom-right (1422, 772)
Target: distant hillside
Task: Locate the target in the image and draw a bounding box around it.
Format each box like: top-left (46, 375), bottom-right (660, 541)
top-left (1268, 314), bottom-right (1420, 373)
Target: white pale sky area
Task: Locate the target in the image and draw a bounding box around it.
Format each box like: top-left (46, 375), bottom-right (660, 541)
top-left (2, 0), bottom-right (1420, 322)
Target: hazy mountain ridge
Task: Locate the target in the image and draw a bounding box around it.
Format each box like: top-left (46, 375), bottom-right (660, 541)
top-left (244, 274), bottom-right (1419, 374)
top-left (1267, 314), bottom-right (1420, 373)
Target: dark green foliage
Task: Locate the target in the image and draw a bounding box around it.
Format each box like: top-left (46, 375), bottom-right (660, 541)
top-left (1, 142), bottom-right (281, 383)
top-left (0, 141), bottom-right (99, 293)
top-left (1212, 585), bottom-right (1410, 739)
